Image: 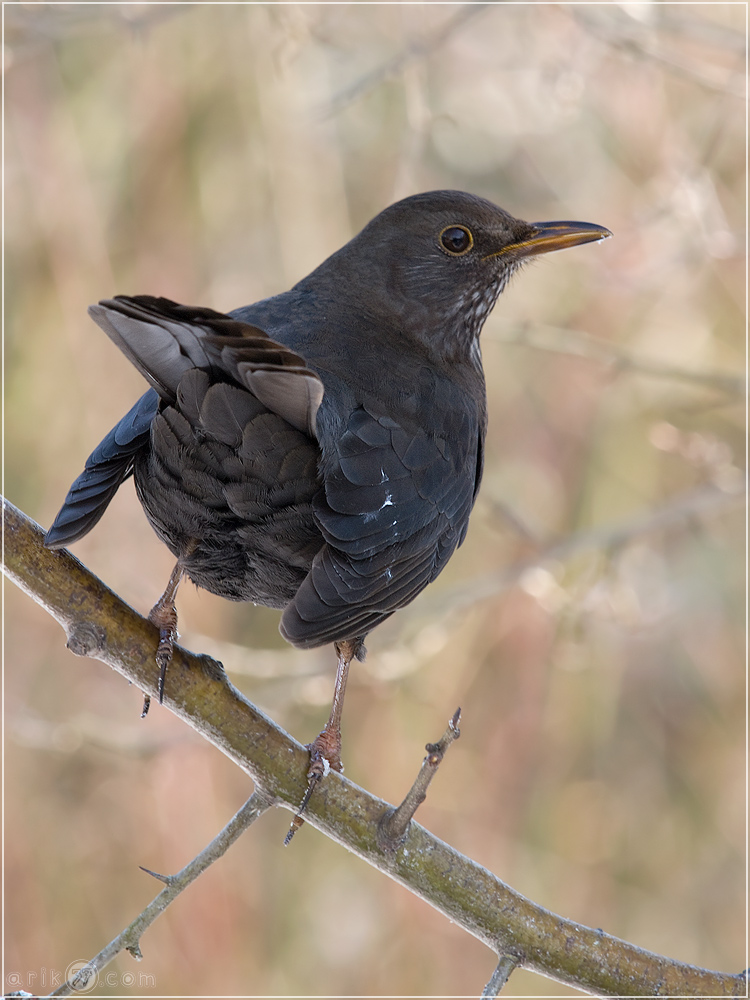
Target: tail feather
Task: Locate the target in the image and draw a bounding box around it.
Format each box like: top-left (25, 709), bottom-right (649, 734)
top-left (44, 389), bottom-right (158, 548)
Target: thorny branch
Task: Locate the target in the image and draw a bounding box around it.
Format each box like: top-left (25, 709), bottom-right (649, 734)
top-left (47, 791), bottom-right (273, 999)
top-left (2, 497), bottom-right (746, 998)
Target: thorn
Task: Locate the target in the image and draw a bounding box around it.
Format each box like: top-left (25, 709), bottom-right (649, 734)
top-left (139, 865), bottom-right (172, 885)
top-left (141, 694), bottom-right (151, 718)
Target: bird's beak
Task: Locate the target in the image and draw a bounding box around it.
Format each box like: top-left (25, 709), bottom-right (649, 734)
top-left (486, 221), bottom-right (612, 260)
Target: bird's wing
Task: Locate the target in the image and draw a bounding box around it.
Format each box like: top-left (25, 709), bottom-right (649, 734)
top-left (280, 392), bottom-right (484, 647)
top-left (44, 389), bottom-right (159, 548)
top-left (89, 296), bottom-right (324, 437)
top-left (46, 296), bottom-right (325, 549)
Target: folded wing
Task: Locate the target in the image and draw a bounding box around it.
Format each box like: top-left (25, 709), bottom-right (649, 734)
top-left (281, 386), bottom-right (484, 646)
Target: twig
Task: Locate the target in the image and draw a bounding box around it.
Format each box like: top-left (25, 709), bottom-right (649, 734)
top-left (2, 498), bottom-right (745, 998)
top-left (46, 790), bottom-right (274, 999)
top-left (481, 955), bottom-right (520, 998)
top-left (378, 707), bottom-right (461, 851)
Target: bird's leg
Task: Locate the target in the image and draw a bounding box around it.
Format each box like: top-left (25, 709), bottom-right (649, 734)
top-left (142, 560), bottom-right (185, 715)
top-left (308, 637), bottom-right (359, 776)
top-left (284, 637), bottom-right (363, 845)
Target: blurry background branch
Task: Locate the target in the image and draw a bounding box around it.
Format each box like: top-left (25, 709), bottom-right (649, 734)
top-left (428, 481), bottom-right (745, 619)
top-left (567, 6), bottom-right (746, 97)
top-left (2, 498), bottom-right (746, 1000)
top-left (325, 4), bottom-right (488, 115)
top-left (491, 323), bottom-right (746, 396)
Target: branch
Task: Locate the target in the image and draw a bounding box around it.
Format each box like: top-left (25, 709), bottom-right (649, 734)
top-left (3, 497), bottom-right (745, 998)
top-left (47, 791), bottom-right (273, 999)
top-left (378, 706), bottom-right (462, 851)
top-left (481, 955), bottom-right (520, 999)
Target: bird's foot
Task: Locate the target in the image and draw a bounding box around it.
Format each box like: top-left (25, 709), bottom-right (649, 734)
top-left (143, 600), bottom-right (178, 716)
top-left (141, 561), bottom-right (186, 716)
top-left (150, 603), bottom-right (178, 699)
top-left (284, 727), bottom-right (343, 846)
top-left (306, 725), bottom-right (344, 779)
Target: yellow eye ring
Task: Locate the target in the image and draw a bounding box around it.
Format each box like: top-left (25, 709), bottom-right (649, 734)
top-left (439, 225), bottom-right (474, 256)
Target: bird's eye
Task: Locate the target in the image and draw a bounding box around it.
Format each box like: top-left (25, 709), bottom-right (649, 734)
top-left (440, 226), bottom-right (474, 256)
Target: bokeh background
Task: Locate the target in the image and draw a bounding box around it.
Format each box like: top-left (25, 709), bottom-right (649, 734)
top-left (4, 4), bottom-right (745, 997)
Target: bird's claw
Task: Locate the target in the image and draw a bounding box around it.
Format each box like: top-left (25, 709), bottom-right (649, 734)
top-left (147, 589), bottom-right (180, 708)
top-left (140, 625), bottom-right (174, 718)
top-left (283, 729), bottom-right (344, 846)
top-left (306, 728), bottom-right (344, 779)
top-left (154, 628), bottom-right (175, 702)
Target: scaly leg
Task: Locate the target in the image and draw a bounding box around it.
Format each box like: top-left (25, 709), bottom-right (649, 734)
top-left (284, 637), bottom-right (363, 844)
top-left (307, 637), bottom-right (358, 776)
top-left (141, 561), bottom-right (185, 715)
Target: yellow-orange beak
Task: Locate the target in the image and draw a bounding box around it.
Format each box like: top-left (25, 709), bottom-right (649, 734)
top-left (487, 220), bottom-right (612, 260)
top-left (525, 220), bottom-right (613, 255)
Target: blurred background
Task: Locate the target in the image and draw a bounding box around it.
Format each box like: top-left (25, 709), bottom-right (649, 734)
top-left (4, 4), bottom-right (745, 997)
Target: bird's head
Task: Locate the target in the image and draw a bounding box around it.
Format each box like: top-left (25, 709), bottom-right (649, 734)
top-left (317, 190), bottom-right (611, 361)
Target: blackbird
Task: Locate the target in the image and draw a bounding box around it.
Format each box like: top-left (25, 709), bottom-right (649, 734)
top-left (45, 190), bottom-right (610, 822)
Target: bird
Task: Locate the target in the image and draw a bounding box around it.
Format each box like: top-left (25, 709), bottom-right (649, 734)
top-left (45, 190), bottom-right (611, 831)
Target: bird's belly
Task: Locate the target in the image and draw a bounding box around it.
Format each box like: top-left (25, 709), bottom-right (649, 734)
top-left (177, 514), bottom-right (321, 608)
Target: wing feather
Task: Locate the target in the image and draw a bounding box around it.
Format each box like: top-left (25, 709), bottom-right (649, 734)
top-left (89, 296), bottom-right (323, 438)
top-left (281, 387), bottom-right (484, 647)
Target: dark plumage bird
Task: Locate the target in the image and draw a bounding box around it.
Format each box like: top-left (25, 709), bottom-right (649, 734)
top-left (45, 190), bottom-right (610, 822)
